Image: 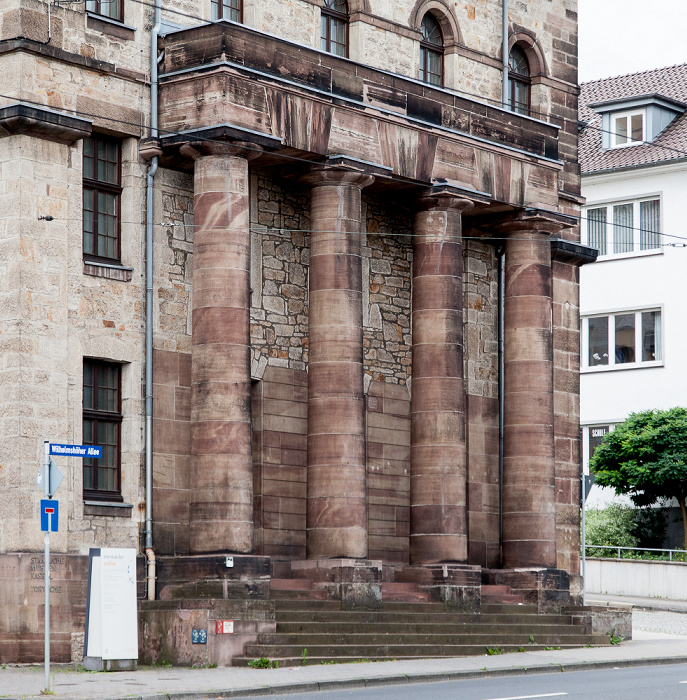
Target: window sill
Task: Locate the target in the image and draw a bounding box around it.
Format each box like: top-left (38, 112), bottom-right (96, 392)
top-left (83, 260), bottom-right (134, 282)
top-left (84, 501), bottom-right (133, 517)
top-left (86, 12), bottom-right (136, 39)
top-left (582, 361), bottom-right (663, 374)
top-left (591, 248), bottom-right (663, 263)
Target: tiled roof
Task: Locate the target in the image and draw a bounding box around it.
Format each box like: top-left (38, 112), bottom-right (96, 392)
top-left (579, 63), bottom-right (687, 174)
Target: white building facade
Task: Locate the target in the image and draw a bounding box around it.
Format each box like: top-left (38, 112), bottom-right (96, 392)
top-left (579, 65), bottom-right (687, 506)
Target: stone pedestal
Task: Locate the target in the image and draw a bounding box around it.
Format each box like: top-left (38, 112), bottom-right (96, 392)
top-left (483, 567), bottom-right (573, 613)
top-left (396, 562), bottom-right (482, 610)
top-left (301, 168), bottom-right (374, 560)
top-left (495, 212), bottom-right (571, 570)
top-left (410, 192), bottom-right (473, 565)
top-left (291, 558), bottom-right (383, 610)
top-left (182, 141), bottom-right (261, 555)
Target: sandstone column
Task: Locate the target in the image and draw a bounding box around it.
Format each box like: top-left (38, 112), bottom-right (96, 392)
top-left (182, 141), bottom-right (261, 554)
top-left (410, 192), bottom-right (473, 565)
top-left (301, 167), bottom-right (374, 559)
top-left (495, 212), bottom-right (565, 569)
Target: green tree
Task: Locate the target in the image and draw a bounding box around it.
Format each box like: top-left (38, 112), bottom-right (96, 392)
top-left (585, 503), bottom-right (638, 556)
top-left (590, 408), bottom-right (687, 547)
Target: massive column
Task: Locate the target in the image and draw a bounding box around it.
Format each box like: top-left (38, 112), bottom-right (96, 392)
top-left (410, 192), bottom-right (474, 565)
top-left (182, 141), bottom-right (261, 554)
top-left (301, 167), bottom-right (374, 559)
top-left (495, 212), bottom-right (566, 569)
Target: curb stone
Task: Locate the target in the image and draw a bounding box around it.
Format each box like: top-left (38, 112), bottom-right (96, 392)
top-left (14, 655), bottom-right (687, 700)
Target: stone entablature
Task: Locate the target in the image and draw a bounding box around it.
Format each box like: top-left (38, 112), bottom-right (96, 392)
top-left (158, 23), bottom-right (562, 209)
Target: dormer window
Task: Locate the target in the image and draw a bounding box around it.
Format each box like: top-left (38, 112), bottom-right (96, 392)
top-left (611, 110), bottom-right (644, 148)
top-left (588, 93), bottom-right (686, 150)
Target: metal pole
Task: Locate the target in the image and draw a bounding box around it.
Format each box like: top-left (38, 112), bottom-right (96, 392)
top-left (43, 441), bottom-right (50, 693)
top-left (581, 468), bottom-right (586, 606)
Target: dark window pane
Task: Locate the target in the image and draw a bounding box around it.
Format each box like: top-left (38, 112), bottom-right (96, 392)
top-left (614, 313), bottom-right (635, 364)
top-left (588, 316), bottom-right (609, 366)
top-left (587, 207), bottom-right (607, 255)
top-left (613, 203), bottom-right (633, 254)
top-left (642, 311), bottom-right (660, 362)
top-left (421, 13), bottom-right (442, 46)
top-left (640, 199), bottom-right (660, 250)
top-left (615, 116), bottom-right (628, 145)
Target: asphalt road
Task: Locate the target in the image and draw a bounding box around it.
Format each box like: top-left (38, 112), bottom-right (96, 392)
top-left (228, 662), bottom-right (687, 699)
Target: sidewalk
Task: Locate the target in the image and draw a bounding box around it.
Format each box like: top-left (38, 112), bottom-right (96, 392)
top-left (3, 616), bottom-right (687, 699)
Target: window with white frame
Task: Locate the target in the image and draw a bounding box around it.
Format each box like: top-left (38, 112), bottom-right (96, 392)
top-left (585, 197), bottom-right (660, 256)
top-left (583, 309), bottom-right (661, 370)
top-left (611, 109), bottom-right (645, 147)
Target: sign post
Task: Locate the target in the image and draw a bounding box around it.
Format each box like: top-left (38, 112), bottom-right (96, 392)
top-left (43, 441), bottom-right (51, 694)
top-left (37, 441), bottom-right (99, 693)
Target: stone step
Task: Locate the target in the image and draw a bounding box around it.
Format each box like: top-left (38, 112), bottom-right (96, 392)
top-left (274, 611), bottom-right (575, 625)
top-left (381, 582), bottom-right (431, 603)
top-left (257, 632), bottom-right (606, 646)
top-left (478, 603), bottom-right (537, 614)
top-left (270, 578), bottom-right (315, 590)
top-left (270, 588), bottom-right (329, 600)
top-left (238, 640), bottom-right (610, 660)
top-left (273, 599), bottom-right (342, 611)
top-left (481, 584), bottom-right (526, 605)
top-left (276, 621), bottom-right (589, 636)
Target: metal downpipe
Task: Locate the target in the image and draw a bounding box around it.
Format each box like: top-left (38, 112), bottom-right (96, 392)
top-left (145, 0), bottom-right (162, 601)
top-left (502, 0), bottom-right (509, 110)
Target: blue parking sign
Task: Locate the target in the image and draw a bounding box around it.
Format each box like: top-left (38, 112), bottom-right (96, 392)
top-left (40, 500), bottom-right (59, 532)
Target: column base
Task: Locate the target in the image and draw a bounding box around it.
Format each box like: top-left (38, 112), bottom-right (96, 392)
top-left (290, 559), bottom-right (382, 610)
top-left (482, 567), bottom-right (574, 613)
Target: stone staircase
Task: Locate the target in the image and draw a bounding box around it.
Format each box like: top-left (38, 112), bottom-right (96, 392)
top-left (232, 598), bottom-right (612, 666)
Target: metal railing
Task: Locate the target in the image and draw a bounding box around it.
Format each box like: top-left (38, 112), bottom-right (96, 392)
top-left (583, 544), bottom-right (687, 561)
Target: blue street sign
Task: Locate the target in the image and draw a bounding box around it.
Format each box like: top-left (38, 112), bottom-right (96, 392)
top-left (40, 500), bottom-right (59, 533)
top-left (50, 444), bottom-right (102, 458)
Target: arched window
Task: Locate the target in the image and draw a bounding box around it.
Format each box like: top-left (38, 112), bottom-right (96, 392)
top-left (419, 13), bottom-right (443, 86)
top-left (321, 0), bottom-right (348, 57)
top-left (508, 44), bottom-right (531, 115)
top-left (211, 0), bottom-right (241, 22)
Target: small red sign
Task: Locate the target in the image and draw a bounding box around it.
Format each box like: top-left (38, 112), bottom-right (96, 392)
top-left (215, 620), bottom-right (234, 634)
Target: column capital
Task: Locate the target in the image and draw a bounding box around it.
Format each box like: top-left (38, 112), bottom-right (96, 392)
top-left (491, 208), bottom-right (577, 236)
top-left (416, 182), bottom-right (488, 213)
top-left (300, 165), bottom-right (374, 190)
top-left (179, 139), bottom-right (263, 162)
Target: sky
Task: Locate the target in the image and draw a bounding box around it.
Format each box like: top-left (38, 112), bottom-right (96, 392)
top-left (578, 0), bottom-right (687, 83)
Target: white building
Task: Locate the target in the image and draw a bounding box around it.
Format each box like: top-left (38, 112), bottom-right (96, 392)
top-left (579, 64), bottom-right (687, 507)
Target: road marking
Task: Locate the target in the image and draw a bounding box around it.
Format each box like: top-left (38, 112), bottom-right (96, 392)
top-left (483, 694), bottom-right (568, 700)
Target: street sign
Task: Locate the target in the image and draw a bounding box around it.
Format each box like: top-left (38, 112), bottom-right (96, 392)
top-left (40, 500), bottom-right (59, 533)
top-left (50, 444), bottom-right (102, 458)
top-left (36, 458), bottom-right (64, 499)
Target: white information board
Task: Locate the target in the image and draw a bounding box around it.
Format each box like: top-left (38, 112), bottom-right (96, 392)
top-left (85, 548), bottom-right (138, 662)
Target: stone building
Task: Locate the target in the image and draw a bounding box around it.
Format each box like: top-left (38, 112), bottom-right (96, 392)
top-left (0, 0), bottom-right (593, 663)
